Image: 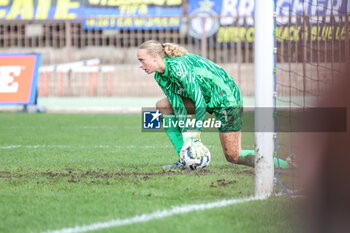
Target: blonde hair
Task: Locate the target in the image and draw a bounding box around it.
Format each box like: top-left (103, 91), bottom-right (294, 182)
top-left (139, 40), bottom-right (188, 58)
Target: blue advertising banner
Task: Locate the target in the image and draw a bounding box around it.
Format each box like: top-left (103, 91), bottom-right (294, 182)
top-left (0, 0), bottom-right (348, 33)
top-left (0, 0), bottom-right (183, 29)
top-left (188, 0), bottom-right (350, 41)
top-left (188, 0), bottom-right (349, 21)
top-left (83, 0), bottom-right (183, 29)
top-left (0, 0), bottom-right (82, 20)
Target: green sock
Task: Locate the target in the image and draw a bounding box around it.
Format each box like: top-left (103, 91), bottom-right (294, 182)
top-left (163, 114), bottom-right (184, 159)
top-left (273, 156), bottom-right (290, 169)
top-left (238, 150), bottom-right (290, 168)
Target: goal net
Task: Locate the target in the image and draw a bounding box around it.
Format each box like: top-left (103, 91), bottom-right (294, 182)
top-left (273, 0), bottom-right (349, 195)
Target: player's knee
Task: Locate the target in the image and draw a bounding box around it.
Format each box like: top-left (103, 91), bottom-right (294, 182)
top-left (156, 99), bottom-right (173, 115)
top-left (224, 151), bottom-right (239, 164)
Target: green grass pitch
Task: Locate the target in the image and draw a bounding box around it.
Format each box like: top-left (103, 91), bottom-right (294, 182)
top-left (0, 113), bottom-right (300, 233)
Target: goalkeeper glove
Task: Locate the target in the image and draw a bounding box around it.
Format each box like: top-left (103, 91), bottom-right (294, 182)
top-left (190, 141), bottom-right (209, 159)
top-left (182, 131), bottom-right (201, 144)
top-left (181, 131), bottom-right (206, 160)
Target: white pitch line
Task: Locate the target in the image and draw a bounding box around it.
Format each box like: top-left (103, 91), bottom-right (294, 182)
top-left (42, 196), bottom-right (266, 233)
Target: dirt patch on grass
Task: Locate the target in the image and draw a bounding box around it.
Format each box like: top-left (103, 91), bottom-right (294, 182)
top-left (238, 169), bottom-right (254, 176)
top-left (210, 179), bottom-right (237, 187)
top-left (0, 168), bottom-right (212, 180)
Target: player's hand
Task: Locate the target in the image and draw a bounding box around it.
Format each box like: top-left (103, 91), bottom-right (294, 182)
top-left (181, 131), bottom-right (203, 160)
top-left (182, 131), bottom-right (201, 144)
top-left (190, 141), bottom-right (209, 159)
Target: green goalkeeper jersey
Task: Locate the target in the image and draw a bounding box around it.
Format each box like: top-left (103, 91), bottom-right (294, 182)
top-left (154, 53), bottom-right (242, 131)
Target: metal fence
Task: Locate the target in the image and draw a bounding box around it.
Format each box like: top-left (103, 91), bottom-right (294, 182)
top-left (0, 16), bottom-right (255, 64)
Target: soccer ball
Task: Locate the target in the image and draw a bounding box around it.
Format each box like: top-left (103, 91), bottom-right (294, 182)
top-left (181, 141), bottom-right (211, 170)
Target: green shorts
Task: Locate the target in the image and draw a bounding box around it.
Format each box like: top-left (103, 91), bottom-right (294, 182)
top-left (213, 107), bottom-right (243, 132)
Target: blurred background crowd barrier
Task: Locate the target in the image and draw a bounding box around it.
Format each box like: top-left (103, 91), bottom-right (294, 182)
top-left (0, 0), bottom-right (349, 99)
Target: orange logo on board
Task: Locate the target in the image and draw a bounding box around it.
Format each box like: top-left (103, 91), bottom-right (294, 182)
top-left (0, 54), bottom-right (41, 104)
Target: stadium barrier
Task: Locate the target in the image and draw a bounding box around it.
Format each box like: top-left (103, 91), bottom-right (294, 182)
top-left (0, 15), bottom-right (348, 97)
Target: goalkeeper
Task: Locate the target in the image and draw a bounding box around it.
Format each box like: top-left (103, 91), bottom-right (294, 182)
top-left (137, 40), bottom-right (290, 169)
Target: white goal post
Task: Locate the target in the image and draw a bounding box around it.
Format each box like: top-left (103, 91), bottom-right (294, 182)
top-left (254, 0), bottom-right (275, 197)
